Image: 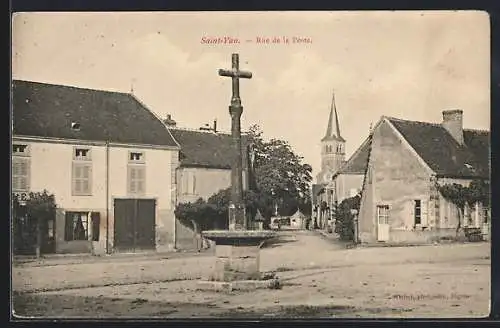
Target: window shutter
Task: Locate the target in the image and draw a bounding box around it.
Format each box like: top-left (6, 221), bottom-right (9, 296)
top-left (129, 167), bottom-right (136, 194)
top-left (409, 200), bottom-right (415, 225)
top-left (138, 167), bottom-right (145, 194)
top-left (73, 164), bottom-right (81, 194)
top-left (421, 199), bottom-right (429, 227)
top-left (192, 174), bottom-right (196, 194)
top-left (83, 165), bottom-right (91, 194)
top-left (64, 212), bottom-right (73, 241)
top-left (91, 212), bottom-right (100, 241)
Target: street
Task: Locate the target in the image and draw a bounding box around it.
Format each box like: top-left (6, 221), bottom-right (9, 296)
top-left (13, 230), bottom-right (491, 318)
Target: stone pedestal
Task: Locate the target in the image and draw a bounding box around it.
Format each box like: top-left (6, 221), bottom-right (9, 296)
top-left (197, 230), bottom-right (277, 292)
top-left (214, 244), bottom-right (261, 281)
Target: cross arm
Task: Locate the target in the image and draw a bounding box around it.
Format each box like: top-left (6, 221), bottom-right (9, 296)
top-left (218, 69), bottom-right (253, 79)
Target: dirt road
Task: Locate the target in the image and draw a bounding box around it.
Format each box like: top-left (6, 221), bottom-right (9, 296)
top-left (12, 231), bottom-right (491, 318)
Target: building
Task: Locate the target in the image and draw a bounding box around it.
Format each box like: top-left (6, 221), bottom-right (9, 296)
top-left (165, 120), bottom-right (251, 250)
top-left (12, 80), bottom-right (180, 254)
top-left (331, 135), bottom-right (371, 204)
top-left (358, 110), bottom-right (490, 244)
top-left (312, 92), bottom-right (346, 229)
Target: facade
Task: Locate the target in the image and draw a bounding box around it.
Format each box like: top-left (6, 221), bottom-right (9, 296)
top-left (166, 123), bottom-right (251, 250)
top-left (358, 110), bottom-right (490, 244)
top-left (12, 80), bottom-right (180, 254)
top-left (312, 92), bottom-right (346, 229)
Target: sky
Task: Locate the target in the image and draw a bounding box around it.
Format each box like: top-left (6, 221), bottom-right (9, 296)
top-left (12, 11), bottom-right (490, 182)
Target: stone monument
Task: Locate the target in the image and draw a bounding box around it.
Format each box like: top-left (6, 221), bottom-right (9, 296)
top-left (198, 53), bottom-right (277, 292)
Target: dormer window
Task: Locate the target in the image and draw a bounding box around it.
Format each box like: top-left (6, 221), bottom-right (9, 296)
top-left (71, 122), bottom-right (81, 131)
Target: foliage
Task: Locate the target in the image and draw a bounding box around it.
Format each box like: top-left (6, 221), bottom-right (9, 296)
top-left (12, 190), bottom-right (57, 256)
top-left (175, 125), bottom-right (314, 230)
top-left (247, 124), bottom-right (313, 218)
top-left (437, 179), bottom-right (490, 233)
top-left (174, 189), bottom-right (260, 232)
top-left (13, 190), bottom-right (57, 223)
top-left (334, 195), bottom-right (361, 241)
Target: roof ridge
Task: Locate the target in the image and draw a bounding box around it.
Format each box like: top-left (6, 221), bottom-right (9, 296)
top-left (13, 79), bottom-right (130, 97)
top-left (168, 126), bottom-right (251, 136)
top-left (387, 116), bottom-right (490, 133)
top-left (464, 128), bottom-right (490, 133)
top-left (385, 116), bottom-right (442, 127)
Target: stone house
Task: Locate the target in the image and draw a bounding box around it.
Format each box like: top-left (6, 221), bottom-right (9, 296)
top-left (12, 80), bottom-right (180, 254)
top-left (358, 110), bottom-right (490, 244)
top-left (166, 122), bottom-right (251, 250)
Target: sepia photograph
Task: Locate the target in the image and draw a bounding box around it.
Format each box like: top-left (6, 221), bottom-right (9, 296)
top-left (11, 10), bottom-right (490, 319)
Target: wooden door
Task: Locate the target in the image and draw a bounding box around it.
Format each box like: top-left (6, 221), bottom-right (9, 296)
top-left (114, 198), bottom-right (156, 252)
top-left (377, 205), bottom-right (390, 242)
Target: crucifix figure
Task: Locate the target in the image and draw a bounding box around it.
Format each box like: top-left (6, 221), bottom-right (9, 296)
top-left (218, 53), bottom-right (252, 231)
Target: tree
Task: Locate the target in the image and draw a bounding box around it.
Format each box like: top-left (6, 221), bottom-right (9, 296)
top-left (334, 195), bottom-right (361, 241)
top-left (438, 179), bottom-right (490, 236)
top-left (13, 190), bottom-right (57, 258)
top-left (247, 124), bottom-right (313, 220)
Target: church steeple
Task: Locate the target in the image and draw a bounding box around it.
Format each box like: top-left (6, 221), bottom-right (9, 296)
top-left (321, 91), bottom-right (345, 142)
top-left (316, 90), bottom-right (347, 184)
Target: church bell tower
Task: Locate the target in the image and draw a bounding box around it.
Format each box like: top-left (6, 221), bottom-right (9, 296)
top-left (316, 91), bottom-right (346, 184)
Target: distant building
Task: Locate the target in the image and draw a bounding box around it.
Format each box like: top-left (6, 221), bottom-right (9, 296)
top-left (166, 121), bottom-right (251, 250)
top-left (12, 80), bottom-right (180, 254)
top-left (358, 110), bottom-right (490, 244)
top-left (331, 135), bottom-right (371, 205)
top-left (312, 92), bottom-right (346, 229)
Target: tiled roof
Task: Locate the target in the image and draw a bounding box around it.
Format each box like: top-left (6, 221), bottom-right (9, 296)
top-left (337, 136), bottom-right (371, 176)
top-left (169, 128), bottom-right (249, 169)
top-left (387, 117), bottom-right (490, 179)
top-left (12, 80), bottom-right (179, 148)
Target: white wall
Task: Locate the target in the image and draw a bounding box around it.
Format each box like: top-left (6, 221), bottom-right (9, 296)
top-left (14, 138), bottom-right (178, 253)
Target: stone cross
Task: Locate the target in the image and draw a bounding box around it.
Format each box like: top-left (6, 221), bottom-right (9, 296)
top-left (218, 54), bottom-right (252, 231)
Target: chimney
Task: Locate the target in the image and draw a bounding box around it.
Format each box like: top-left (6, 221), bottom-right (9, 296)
top-left (442, 109), bottom-right (464, 145)
top-left (163, 114), bottom-right (177, 127)
top-left (213, 119), bottom-right (217, 133)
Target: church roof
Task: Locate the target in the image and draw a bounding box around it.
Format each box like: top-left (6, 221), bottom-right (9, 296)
top-left (12, 80), bottom-right (179, 148)
top-left (169, 128), bottom-right (249, 169)
top-left (321, 91), bottom-right (345, 142)
top-left (387, 117), bottom-right (490, 179)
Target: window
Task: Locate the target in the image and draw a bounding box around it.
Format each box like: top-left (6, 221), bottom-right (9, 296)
top-left (128, 165), bottom-right (146, 195)
top-left (377, 205), bottom-right (389, 225)
top-left (129, 151), bottom-right (145, 163)
top-left (65, 212), bottom-right (89, 241)
top-left (74, 147), bottom-right (91, 160)
top-left (13, 144), bottom-right (29, 155)
top-left (12, 144), bottom-right (30, 192)
top-left (64, 211), bottom-right (100, 241)
top-left (72, 147), bottom-right (92, 196)
top-left (182, 172), bottom-right (196, 195)
top-left (72, 162), bottom-right (92, 195)
top-left (414, 200), bottom-right (421, 225)
top-left (128, 151), bottom-right (146, 195)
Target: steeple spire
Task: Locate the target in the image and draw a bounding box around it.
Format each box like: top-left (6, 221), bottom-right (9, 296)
top-left (321, 90), bottom-right (345, 142)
